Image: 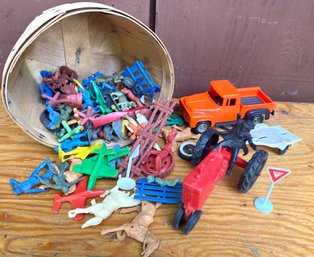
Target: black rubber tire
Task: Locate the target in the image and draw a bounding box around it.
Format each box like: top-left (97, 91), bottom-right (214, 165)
top-left (172, 205), bottom-right (185, 229)
top-left (191, 129), bottom-right (219, 166)
top-left (238, 149), bottom-right (268, 193)
top-left (278, 145), bottom-right (289, 155)
top-left (250, 114), bottom-right (264, 125)
top-left (178, 142), bottom-right (196, 161)
top-left (182, 210), bottom-right (202, 235)
top-left (195, 121), bottom-right (211, 134)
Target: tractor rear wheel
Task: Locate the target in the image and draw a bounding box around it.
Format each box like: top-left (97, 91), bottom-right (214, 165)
top-left (191, 130), bottom-right (219, 166)
top-left (183, 210), bottom-right (202, 235)
top-left (172, 205), bottom-right (185, 229)
top-left (238, 149), bottom-right (268, 193)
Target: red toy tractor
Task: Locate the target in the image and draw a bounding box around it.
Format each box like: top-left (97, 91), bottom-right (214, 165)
top-left (173, 118), bottom-right (268, 234)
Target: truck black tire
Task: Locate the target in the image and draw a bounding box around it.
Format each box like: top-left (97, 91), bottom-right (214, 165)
top-left (250, 114), bottom-right (264, 125)
top-left (172, 205), bottom-right (185, 229)
top-left (195, 121), bottom-right (211, 134)
top-left (238, 149), bottom-right (268, 193)
top-left (183, 210), bottom-right (202, 235)
top-left (178, 142), bottom-right (196, 161)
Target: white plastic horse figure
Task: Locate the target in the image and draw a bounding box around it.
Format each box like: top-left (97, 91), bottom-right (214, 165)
top-left (68, 185), bottom-right (140, 228)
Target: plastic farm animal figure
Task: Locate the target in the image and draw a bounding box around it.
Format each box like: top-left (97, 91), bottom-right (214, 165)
top-left (101, 201), bottom-right (161, 257)
top-left (68, 184), bottom-right (140, 228)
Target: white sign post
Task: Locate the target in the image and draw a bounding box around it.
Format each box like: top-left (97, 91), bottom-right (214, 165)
top-left (254, 166), bottom-right (291, 213)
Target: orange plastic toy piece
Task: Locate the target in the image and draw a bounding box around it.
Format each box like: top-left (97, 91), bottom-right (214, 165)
top-left (179, 80), bottom-right (276, 133)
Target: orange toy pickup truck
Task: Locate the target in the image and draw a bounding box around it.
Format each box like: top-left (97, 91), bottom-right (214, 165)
top-left (179, 80), bottom-right (276, 133)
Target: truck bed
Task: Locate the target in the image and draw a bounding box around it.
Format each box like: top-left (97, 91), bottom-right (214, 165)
top-left (238, 86), bottom-right (276, 116)
top-left (241, 96), bottom-right (264, 106)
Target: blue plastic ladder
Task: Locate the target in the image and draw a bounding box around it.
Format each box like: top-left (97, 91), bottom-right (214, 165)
top-left (134, 178), bottom-right (182, 204)
top-left (122, 60), bottom-right (161, 99)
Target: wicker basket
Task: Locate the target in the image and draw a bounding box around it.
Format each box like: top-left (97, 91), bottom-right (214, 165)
top-left (1, 2), bottom-right (174, 148)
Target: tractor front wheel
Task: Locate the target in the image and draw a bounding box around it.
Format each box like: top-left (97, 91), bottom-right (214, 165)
top-left (182, 210), bottom-right (202, 235)
top-left (238, 149), bottom-right (268, 193)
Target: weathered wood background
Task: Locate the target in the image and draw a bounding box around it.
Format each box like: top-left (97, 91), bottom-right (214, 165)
top-left (155, 0), bottom-right (314, 102)
top-left (1, 0), bottom-right (314, 102)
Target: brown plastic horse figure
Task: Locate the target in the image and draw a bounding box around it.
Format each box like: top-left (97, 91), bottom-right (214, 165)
top-left (101, 201), bottom-right (161, 257)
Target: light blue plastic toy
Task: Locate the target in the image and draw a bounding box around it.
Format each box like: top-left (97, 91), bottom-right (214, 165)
top-left (117, 145), bottom-right (140, 190)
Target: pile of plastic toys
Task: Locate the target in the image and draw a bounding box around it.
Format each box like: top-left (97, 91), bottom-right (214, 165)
top-left (9, 60), bottom-right (185, 257)
top-left (9, 60), bottom-right (302, 256)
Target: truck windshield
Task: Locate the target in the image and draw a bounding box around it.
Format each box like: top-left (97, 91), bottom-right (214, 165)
top-left (208, 90), bottom-right (223, 106)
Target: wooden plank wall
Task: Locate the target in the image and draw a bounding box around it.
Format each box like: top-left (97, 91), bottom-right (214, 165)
top-left (155, 0), bottom-right (314, 102)
top-left (0, 0), bottom-right (150, 82)
top-left (1, 0), bottom-right (314, 102)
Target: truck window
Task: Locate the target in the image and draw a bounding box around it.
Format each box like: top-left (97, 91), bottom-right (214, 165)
top-left (230, 98), bottom-right (236, 106)
top-left (208, 88), bottom-right (223, 106)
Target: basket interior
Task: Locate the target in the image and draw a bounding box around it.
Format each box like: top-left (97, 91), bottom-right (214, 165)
top-left (5, 11), bottom-right (173, 147)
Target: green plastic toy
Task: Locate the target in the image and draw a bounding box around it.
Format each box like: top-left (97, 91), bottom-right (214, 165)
top-left (72, 143), bottom-right (130, 190)
top-left (57, 120), bottom-right (84, 143)
top-left (166, 114), bottom-right (184, 127)
top-left (146, 175), bottom-right (183, 187)
top-left (90, 81), bottom-right (112, 114)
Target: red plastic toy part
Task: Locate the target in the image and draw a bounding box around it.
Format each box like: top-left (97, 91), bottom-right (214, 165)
top-left (141, 128), bottom-right (177, 178)
top-left (182, 146), bottom-right (245, 218)
top-left (173, 145), bottom-right (267, 235)
top-left (52, 176), bottom-right (105, 220)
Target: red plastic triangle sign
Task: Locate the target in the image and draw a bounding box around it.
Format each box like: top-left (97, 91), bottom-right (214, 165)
top-left (267, 166), bottom-right (291, 183)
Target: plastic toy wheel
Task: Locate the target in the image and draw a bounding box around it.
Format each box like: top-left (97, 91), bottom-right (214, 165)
top-left (191, 129), bottom-right (219, 166)
top-left (182, 210), bottom-right (202, 235)
top-left (178, 142), bottom-right (196, 161)
top-left (195, 121), bottom-right (210, 134)
top-left (141, 152), bottom-right (174, 178)
top-left (250, 114), bottom-right (264, 125)
top-left (172, 205), bottom-right (185, 229)
top-left (278, 145), bottom-right (289, 155)
top-left (238, 149), bottom-right (268, 193)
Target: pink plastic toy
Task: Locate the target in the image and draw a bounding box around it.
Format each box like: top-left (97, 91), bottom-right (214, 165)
top-left (118, 100), bottom-right (176, 177)
top-left (90, 106), bottom-right (147, 128)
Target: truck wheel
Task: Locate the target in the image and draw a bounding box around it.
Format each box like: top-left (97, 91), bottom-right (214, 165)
top-left (195, 121), bottom-right (210, 134)
top-left (238, 149), bottom-right (268, 193)
top-left (183, 210), bottom-right (202, 235)
top-left (278, 145), bottom-right (289, 155)
top-left (173, 205), bottom-right (185, 229)
top-left (251, 114), bottom-right (264, 125)
top-left (178, 142), bottom-right (196, 161)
